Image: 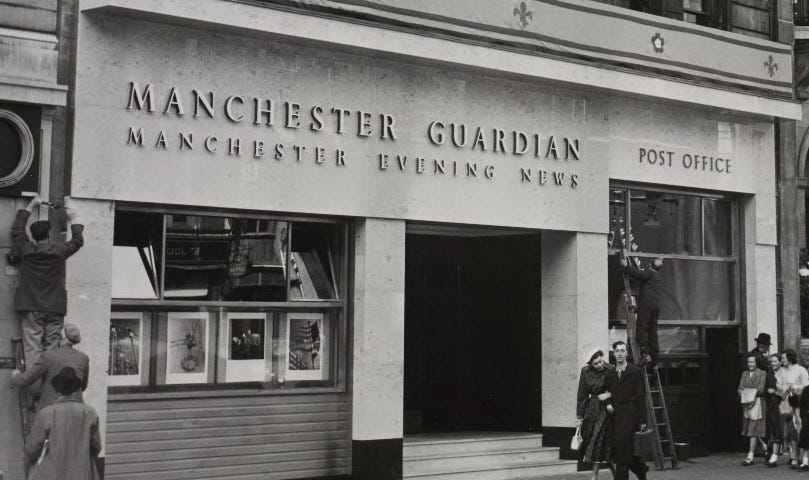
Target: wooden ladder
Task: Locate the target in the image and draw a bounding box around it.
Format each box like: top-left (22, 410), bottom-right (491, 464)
top-left (620, 255), bottom-right (678, 470)
top-left (11, 337), bottom-right (34, 477)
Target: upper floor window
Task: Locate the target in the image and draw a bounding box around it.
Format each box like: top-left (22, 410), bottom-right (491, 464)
top-left (595, 0), bottom-right (773, 40)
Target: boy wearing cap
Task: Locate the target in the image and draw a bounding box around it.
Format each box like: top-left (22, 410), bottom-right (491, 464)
top-left (8, 195), bottom-right (84, 369)
top-left (11, 323), bottom-right (89, 410)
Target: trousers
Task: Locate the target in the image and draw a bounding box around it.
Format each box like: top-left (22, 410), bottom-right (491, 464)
top-left (22, 311), bottom-right (64, 369)
top-left (615, 458), bottom-right (648, 480)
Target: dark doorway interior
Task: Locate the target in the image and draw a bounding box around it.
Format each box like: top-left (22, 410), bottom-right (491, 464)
top-left (705, 327), bottom-right (742, 452)
top-left (404, 230), bottom-right (541, 434)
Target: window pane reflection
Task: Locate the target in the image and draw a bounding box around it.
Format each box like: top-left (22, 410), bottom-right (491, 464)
top-left (703, 199), bottom-right (731, 256)
top-left (289, 223), bottom-right (340, 300)
top-left (630, 191), bottom-right (702, 255)
top-left (164, 215), bottom-right (288, 301)
top-left (112, 211), bottom-right (162, 299)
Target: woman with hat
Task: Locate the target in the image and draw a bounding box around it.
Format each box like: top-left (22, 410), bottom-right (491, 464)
top-left (575, 348), bottom-right (615, 480)
top-left (25, 367), bottom-right (101, 480)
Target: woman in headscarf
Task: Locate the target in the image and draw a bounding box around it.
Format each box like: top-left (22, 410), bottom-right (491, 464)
top-left (25, 367), bottom-right (101, 480)
top-left (576, 348), bottom-right (615, 480)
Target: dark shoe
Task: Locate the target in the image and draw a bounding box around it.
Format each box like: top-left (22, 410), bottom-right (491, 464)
top-left (765, 457), bottom-right (778, 467)
top-left (789, 459), bottom-right (799, 469)
top-left (639, 463), bottom-right (649, 479)
top-left (742, 458), bottom-right (754, 466)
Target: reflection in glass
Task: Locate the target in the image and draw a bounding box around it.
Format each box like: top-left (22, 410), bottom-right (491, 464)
top-left (289, 223), bottom-right (339, 300)
top-left (630, 191), bottom-right (701, 255)
top-left (703, 199), bottom-right (732, 256)
top-left (609, 257), bottom-right (733, 322)
top-left (164, 215), bottom-right (287, 301)
top-left (112, 211), bottom-right (162, 299)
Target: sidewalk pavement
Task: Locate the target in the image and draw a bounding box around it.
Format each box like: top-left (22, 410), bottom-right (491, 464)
top-left (547, 453), bottom-right (798, 479)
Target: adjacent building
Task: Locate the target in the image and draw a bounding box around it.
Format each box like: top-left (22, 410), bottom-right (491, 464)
top-left (0, 0), bottom-right (801, 478)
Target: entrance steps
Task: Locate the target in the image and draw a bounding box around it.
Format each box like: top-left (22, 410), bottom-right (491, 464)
top-left (403, 432), bottom-right (577, 480)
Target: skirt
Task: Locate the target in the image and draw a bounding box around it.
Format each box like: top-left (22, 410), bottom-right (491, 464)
top-left (783, 413), bottom-right (799, 442)
top-left (765, 401), bottom-right (783, 443)
top-left (579, 397), bottom-right (613, 464)
top-left (742, 406), bottom-right (766, 438)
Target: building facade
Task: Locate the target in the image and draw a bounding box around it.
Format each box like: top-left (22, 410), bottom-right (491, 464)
top-left (0, 0), bottom-right (801, 479)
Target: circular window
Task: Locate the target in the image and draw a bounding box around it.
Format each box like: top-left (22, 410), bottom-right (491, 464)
top-left (0, 109), bottom-right (35, 188)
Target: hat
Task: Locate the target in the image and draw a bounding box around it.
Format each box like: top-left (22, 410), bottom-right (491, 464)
top-left (29, 220), bottom-right (50, 241)
top-left (63, 323), bottom-right (81, 344)
top-left (755, 333), bottom-right (772, 346)
top-left (584, 348), bottom-right (604, 366)
top-left (51, 367), bottom-right (81, 395)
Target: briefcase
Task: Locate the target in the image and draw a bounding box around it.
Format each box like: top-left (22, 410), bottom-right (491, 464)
top-left (633, 428), bottom-right (656, 461)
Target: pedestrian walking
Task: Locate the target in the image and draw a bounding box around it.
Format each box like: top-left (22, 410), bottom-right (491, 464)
top-left (576, 349), bottom-right (615, 480)
top-left (778, 348), bottom-right (808, 468)
top-left (11, 323), bottom-right (89, 411)
top-left (605, 341), bottom-right (648, 480)
top-left (619, 256), bottom-right (662, 366)
top-left (8, 195), bottom-right (84, 374)
top-left (738, 353), bottom-right (766, 466)
top-left (25, 367), bottom-right (101, 480)
top-left (765, 353), bottom-right (785, 467)
top-left (798, 384), bottom-right (809, 470)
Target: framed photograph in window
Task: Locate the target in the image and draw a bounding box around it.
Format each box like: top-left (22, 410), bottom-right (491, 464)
top-left (166, 312), bottom-right (209, 384)
top-left (220, 312), bottom-right (269, 383)
top-left (285, 312), bottom-right (327, 381)
top-left (108, 312), bottom-right (146, 386)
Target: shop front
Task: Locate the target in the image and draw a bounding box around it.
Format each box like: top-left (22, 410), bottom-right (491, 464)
top-left (69, 2), bottom-right (785, 479)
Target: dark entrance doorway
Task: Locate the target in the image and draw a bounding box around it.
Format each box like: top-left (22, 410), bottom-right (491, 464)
top-left (404, 227), bottom-right (541, 434)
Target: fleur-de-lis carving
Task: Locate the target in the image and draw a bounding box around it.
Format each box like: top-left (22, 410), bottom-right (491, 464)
top-left (513, 1), bottom-right (533, 30)
top-left (764, 55), bottom-right (779, 77)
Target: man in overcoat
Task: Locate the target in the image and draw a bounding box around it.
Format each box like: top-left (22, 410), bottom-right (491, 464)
top-left (11, 323), bottom-right (89, 410)
top-left (606, 341), bottom-right (649, 480)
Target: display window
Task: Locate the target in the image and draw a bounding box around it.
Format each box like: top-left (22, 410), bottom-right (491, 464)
top-left (109, 207), bottom-right (345, 392)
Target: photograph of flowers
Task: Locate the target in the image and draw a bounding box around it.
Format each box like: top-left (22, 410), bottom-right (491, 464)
top-left (108, 312), bottom-right (143, 386)
top-left (166, 312), bottom-right (209, 384)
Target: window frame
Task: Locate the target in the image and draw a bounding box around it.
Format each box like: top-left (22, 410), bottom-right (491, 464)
top-left (608, 183), bottom-right (742, 327)
top-left (109, 204), bottom-right (350, 397)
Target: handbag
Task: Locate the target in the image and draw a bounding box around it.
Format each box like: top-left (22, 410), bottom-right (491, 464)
top-left (570, 426), bottom-right (583, 451)
top-left (740, 388), bottom-right (757, 405)
top-left (745, 398), bottom-right (762, 421)
top-left (633, 428), bottom-right (656, 461)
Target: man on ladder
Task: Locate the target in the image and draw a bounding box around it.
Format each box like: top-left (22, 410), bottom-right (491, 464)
top-left (619, 255), bottom-right (663, 367)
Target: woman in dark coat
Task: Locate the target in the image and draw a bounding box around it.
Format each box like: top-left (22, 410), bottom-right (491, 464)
top-left (798, 381), bottom-right (809, 469)
top-left (765, 353), bottom-right (784, 467)
top-left (576, 349), bottom-right (615, 479)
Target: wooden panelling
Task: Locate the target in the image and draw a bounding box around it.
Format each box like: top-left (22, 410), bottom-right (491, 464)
top-left (730, 3), bottom-right (771, 35)
top-left (0, 1), bottom-right (58, 33)
top-left (106, 393), bottom-right (351, 480)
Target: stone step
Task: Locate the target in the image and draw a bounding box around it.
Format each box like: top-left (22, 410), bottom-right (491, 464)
top-left (404, 447), bottom-right (561, 476)
top-left (404, 434), bottom-right (544, 458)
top-left (402, 459), bottom-right (578, 480)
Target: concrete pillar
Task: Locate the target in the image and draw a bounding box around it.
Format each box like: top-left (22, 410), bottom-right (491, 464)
top-left (540, 231), bottom-right (608, 458)
top-left (64, 198), bottom-right (115, 472)
top-left (351, 217), bottom-right (405, 480)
